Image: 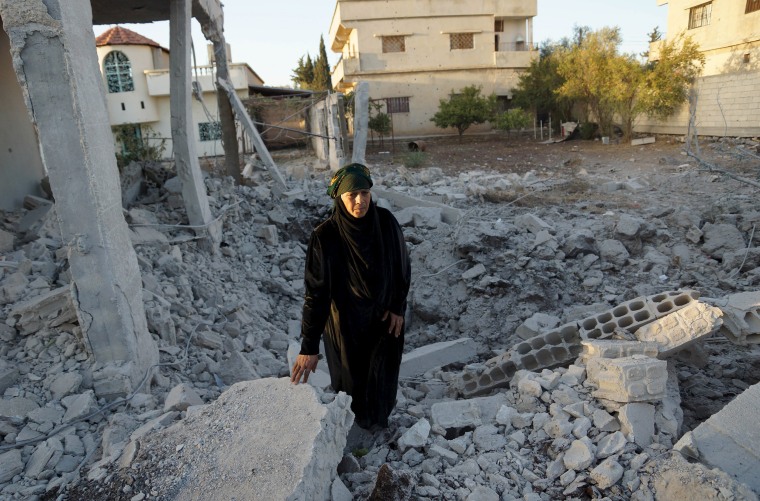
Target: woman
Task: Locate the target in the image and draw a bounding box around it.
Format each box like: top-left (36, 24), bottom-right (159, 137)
top-left (291, 163), bottom-right (411, 429)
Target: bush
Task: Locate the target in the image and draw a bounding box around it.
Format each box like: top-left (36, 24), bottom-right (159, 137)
top-left (578, 122), bottom-right (599, 140)
top-left (494, 108), bottom-right (532, 137)
top-left (114, 124), bottom-right (166, 170)
top-left (402, 151), bottom-right (427, 168)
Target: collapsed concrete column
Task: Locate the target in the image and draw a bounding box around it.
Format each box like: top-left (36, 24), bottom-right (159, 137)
top-left (195, 4), bottom-right (240, 184)
top-left (0, 0), bottom-right (157, 396)
top-left (351, 81), bottom-right (369, 165)
top-left (327, 92), bottom-right (347, 170)
top-left (169, 0), bottom-right (221, 247)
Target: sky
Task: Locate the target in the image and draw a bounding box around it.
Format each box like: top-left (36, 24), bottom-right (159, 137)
top-left (95, 1), bottom-right (669, 88)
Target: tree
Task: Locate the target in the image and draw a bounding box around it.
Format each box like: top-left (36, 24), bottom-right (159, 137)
top-left (493, 108), bottom-right (531, 137)
top-left (640, 26), bottom-right (663, 59)
top-left (512, 42), bottom-right (573, 126)
top-left (557, 27), bottom-right (623, 137)
top-left (368, 100), bottom-right (391, 146)
top-left (556, 27), bottom-right (704, 140)
top-left (291, 54), bottom-right (314, 89)
top-left (312, 35), bottom-right (333, 91)
top-left (430, 85), bottom-right (495, 137)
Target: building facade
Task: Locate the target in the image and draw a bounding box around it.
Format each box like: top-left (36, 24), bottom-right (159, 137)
top-left (329, 0), bottom-right (537, 137)
top-left (637, 0), bottom-right (760, 136)
top-left (95, 26), bottom-right (264, 159)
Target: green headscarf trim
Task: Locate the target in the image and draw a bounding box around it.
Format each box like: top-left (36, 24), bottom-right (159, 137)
top-left (327, 163), bottom-right (373, 199)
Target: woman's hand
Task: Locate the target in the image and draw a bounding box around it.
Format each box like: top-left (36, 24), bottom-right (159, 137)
top-left (382, 311), bottom-right (404, 338)
top-left (291, 354), bottom-right (319, 384)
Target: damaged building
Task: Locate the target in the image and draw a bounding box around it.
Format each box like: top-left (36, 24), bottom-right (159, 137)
top-left (1, 0), bottom-right (760, 500)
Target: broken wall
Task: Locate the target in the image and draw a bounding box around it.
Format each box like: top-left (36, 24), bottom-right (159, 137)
top-left (0, 17), bottom-right (46, 210)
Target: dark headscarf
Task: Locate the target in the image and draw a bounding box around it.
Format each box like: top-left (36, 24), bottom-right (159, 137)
top-left (327, 163), bottom-right (373, 199)
top-left (331, 166), bottom-right (385, 303)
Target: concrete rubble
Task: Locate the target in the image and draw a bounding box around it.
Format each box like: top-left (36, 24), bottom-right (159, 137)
top-left (0, 148), bottom-right (759, 499)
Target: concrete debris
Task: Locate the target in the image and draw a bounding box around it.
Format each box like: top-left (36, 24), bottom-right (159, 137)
top-left (0, 151), bottom-right (759, 500)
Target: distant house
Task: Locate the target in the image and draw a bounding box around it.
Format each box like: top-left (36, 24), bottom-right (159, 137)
top-left (328, 0), bottom-right (538, 137)
top-left (638, 0), bottom-right (760, 137)
top-left (95, 26), bottom-right (264, 158)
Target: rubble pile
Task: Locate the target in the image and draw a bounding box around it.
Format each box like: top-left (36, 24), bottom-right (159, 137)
top-left (0, 144), bottom-right (759, 500)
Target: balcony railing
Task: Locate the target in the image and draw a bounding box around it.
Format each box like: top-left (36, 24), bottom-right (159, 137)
top-left (495, 41), bottom-right (535, 52)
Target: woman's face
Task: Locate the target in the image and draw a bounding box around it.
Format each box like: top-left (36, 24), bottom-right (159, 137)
top-left (340, 189), bottom-right (371, 218)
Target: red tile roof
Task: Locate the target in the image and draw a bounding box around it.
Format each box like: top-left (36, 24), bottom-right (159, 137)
top-left (96, 26), bottom-right (162, 48)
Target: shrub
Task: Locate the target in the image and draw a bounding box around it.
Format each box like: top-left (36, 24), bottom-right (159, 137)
top-left (402, 151), bottom-right (427, 168)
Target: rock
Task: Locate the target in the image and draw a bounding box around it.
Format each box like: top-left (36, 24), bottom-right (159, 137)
top-left (61, 391), bottom-right (96, 422)
top-left (564, 437), bottom-right (596, 470)
top-left (164, 383), bottom-right (204, 412)
top-left (701, 223), bottom-right (746, 260)
top-left (618, 403), bottom-right (655, 447)
top-left (0, 396), bottom-right (40, 418)
top-left (598, 239), bottom-right (629, 267)
top-left (368, 463), bottom-right (414, 501)
top-left (590, 457), bottom-right (624, 489)
top-left (0, 449), bottom-right (24, 483)
top-left (48, 371), bottom-right (83, 400)
top-left (398, 418), bottom-right (431, 452)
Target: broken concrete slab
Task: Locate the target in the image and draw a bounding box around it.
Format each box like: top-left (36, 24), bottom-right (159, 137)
top-left (399, 338), bottom-right (477, 379)
top-left (120, 378), bottom-right (353, 500)
top-left (673, 381), bottom-right (760, 493)
top-left (9, 285), bottom-right (77, 335)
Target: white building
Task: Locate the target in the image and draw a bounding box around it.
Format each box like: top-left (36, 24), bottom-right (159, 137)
top-left (95, 26), bottom-right (264, 158)
top-left (638, 0), bottom-right (760, 137)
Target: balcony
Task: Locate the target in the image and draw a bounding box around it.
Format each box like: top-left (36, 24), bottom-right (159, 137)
top-left (145, 63), bottom-right (252, 96)
top-left (494, 41), bottom-right (536, 68)
top-left (331, 56), bottom-right (361, 89)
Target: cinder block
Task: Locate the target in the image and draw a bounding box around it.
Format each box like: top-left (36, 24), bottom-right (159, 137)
top-left (578, 297), bottom-right (657, 340)
top-left (714, 291), bottom-right (760, 345)
top-left (646, 289), bottom-right (700, 319)
top-left (635, 301), bottom-right (722, 357)
top-left (400, 338), bottom-right (477, 378)
top-left (587, 355), bottom-right (667, 403)
top-left (580, 339), bottom-right (659, 365)
top-left (460, 323), bottom-right (580, 398)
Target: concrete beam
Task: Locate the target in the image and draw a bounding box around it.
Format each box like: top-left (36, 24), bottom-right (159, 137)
top-left (218, 78), bottom-right (287, 190)
top-left (169, 0), bottom-right (221, 248)
top-left (0, 0), bottom-right (157, 395)
top-left (327, 93), bottom-right (348, 171)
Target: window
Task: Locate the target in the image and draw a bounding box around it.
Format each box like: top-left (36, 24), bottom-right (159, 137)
top-left (199, 121), bottom-right (222, 141)
top-left (747, 0), bottom-right (760, 13)
top-left (450, 33), bottom-right (474, 50)
top-left (385, 97), bottom-right (409, 114)
top-left (382, 36), bottom-right (405, 53)
top-left (688, 2), bottom-right (712, 29)
top-left (104, 51), bottom-right (135, 93)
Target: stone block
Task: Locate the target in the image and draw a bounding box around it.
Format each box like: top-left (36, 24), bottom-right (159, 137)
top-left (461, 356), bottom-right (519, 398)
top-left (515, 213), bottom-right (554, 235)
top-left (430, 394), bottom-right (506, 430)
top-left (587, 356), bottom-right (667, 403)
top-left (0, 365), bottom-right (19, 394)
top-left (635, 301), bottom-right (723, 357)
top-left (617, 402), bottom-right (655, 447)
top-left (0, 228), bottom-right (14, 253)
top-left (515, 312), bottom-right (561, 340)
top-left (578, 297), bottom-right (657, 340)
top-left (511, 323), bottom-right (581, 371)
top-left (399, 338), bottom-right (477, 378)
top-left (590, 458), bottom-right (624, 489)
top-left (397, 418), bottom-right (430, 452)
top-left (714, 291), bottom-right (760, 345)
top-left (0, 396), bottom-right (40, 419)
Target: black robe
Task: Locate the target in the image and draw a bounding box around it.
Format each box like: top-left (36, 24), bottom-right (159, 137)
top-left (300, 202), bottom-right (411, 428)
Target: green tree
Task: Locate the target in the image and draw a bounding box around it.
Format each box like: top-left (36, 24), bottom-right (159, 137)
top-left (368, 100), bottom-right (391, 146)
top-left (312, 35), bottom-right (333, 91)
top-left (493, 108), bottom-right (532, 137)
top-left (291, 54), bottom-right (314, 89)
top-left (430, 85), bottom-right (495, 137)
top-left (557, 27), bottom-right (623, 137)
top-left (113, 124), bottom-right (166, 170)
top-left (512, 42), bottom-right (573, 125)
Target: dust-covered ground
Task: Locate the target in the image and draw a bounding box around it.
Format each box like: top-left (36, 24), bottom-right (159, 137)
top-left (2, 132), bottom-right (759, 500)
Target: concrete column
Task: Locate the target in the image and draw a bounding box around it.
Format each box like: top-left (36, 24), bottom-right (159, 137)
top-left (0, 0), bottom-right (157, 396)
top-left (327, 93), bottom-right (346, 170)
top-left (351, 81), bottom-right (370, 165)
top-left (196, 9), bottom-right (241, 185)
top-left (169, 0), bottom-right (221, 246)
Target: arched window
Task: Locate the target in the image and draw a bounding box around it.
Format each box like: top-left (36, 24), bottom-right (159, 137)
top-left (104, 51), bottom-right (134, 93)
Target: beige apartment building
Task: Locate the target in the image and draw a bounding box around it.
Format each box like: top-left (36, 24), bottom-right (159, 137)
top-left (95, 26), bottom-right (264, 158)
top-left (638, 0), bottom-right (760, 136)
top-left (329, 0), bottom-right (537, 136)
